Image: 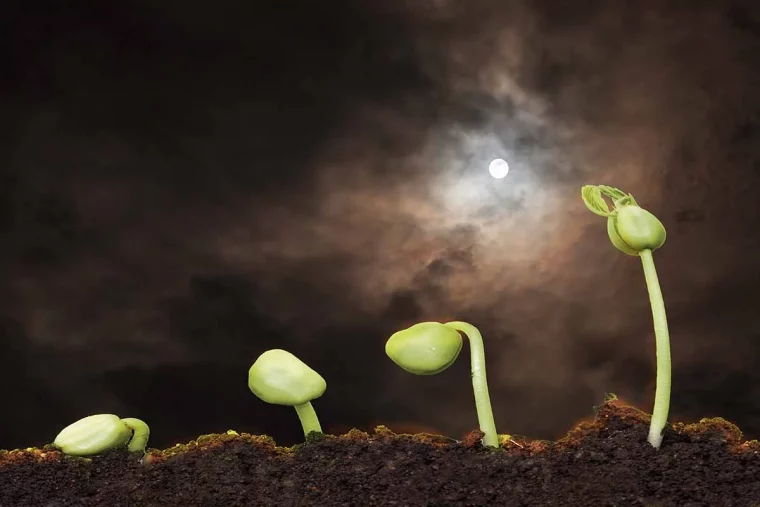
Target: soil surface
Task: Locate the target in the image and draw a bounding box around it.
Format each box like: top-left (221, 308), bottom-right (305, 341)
top-left (2, 399), bottom-right (759, 507)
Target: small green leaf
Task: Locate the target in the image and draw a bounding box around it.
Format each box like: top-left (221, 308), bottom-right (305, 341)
top-left (581, 186), bottom-right (612, 217)
top-left (597, 186), bottom-right (628, 203)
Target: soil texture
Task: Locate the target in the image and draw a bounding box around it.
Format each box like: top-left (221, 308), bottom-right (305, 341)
top-left (1, 400), bottom-right (759, 507)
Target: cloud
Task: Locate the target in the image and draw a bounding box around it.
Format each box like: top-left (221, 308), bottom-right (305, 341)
top-left (2, 0), bottom-right (759, 447)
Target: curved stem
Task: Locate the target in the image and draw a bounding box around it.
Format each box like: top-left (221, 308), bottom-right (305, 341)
top-left (444, 321), bottom-right (499, 447)
top-left (121, 418), bottom-right (151, 453)
top-left (294, 402), bottom-right (323, 437)
top-left (640, 249), bottom-right (672, 449)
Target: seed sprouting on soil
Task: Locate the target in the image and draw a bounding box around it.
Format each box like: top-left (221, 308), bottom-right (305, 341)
top-left (581, 185), bottom-right (671, 449)
top-left (248, 348), bottom-right (327, 439)
top-left (385, 321), bottom-right (500, 447)
top-left (52, 414), bottom-right (150, 456)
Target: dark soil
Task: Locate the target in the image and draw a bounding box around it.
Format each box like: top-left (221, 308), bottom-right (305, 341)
top-left (2, 400), bottom-right (759, 507)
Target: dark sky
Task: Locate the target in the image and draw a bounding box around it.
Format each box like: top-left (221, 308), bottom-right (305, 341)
top-left (2, 0), bottom-right (759, 450)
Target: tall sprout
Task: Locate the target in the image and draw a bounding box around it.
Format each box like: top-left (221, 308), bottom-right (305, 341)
top-left (582, 185), bottom-right (671, 448)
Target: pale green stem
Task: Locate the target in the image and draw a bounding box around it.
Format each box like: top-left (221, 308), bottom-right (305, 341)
top-left (121, 418), bottom-right (150, 453)
top-left (640, 249), bottom-right (672, 449)
top-left (443, 321), bottom-right (499, 448)
top-left (294, 402), bottom-right (323, 437)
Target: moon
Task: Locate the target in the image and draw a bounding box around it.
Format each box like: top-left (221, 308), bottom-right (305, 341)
top-left (488, 158), bottom-right (509, 179)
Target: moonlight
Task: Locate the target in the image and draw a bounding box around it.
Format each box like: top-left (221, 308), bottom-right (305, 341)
top-left (488, 158), bottom-right (509, 179)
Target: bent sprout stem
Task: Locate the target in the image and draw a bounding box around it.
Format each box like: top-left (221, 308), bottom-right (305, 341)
top-left (121, 418), bottom-right (151, 454)
top-left (385, 321), bottom-right (500, 448)
top-left (444, 321), bottom-right (499, 448)
top-left (640, 249), bottom-right (671, 448)
top-left (294, 402), bottom-right (323, 435)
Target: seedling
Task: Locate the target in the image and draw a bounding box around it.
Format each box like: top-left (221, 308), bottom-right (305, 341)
top-left (581, 185), bottom-right (671, 448)
top-left (385, 321), bottom-right (499, 447)
top-left (248, 349), bottom-right (327, 438)
top-left (52, 414), bottom-right (150, 456)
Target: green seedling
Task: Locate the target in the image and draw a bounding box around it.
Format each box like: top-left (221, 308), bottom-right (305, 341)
top-left (248, 349), bottom-right (327, 438)
top-left (581, 185), bottom-right (671, 449)
top-left (53, 414), bottom-right (150, 456)
top-left (385, 321), bottom-right (499, 447)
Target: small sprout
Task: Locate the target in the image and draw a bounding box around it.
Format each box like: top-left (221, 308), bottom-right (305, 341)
top-left (53, 414), bottom-right (150, 456)
top-left (248, 349), bottom-right (327, 438)
top-left (582, 185), bottom-right (671, 449)
top-left (386, 321), bottom-right (500, 448)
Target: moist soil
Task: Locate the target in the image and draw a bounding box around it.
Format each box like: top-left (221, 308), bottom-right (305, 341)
top-left (1, 399), bottom-right (759, 507)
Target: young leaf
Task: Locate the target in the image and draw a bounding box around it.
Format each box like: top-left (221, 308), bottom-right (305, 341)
top-left (581, 185), bottom-right (612, 217)
top-left (597, 185), bottom-right (639, 207)
top-left (597, 185), bottom-right (628, 203)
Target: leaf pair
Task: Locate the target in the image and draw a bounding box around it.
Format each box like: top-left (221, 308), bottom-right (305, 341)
top-left (581, 185), bottom-right (637, 217)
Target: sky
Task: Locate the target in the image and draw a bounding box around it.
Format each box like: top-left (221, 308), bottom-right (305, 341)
top-left (2, 0), bottom-right (759, 449)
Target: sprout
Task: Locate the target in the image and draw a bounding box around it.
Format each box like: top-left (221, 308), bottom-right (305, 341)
top-left (53, 414), bottom-right (150, 456)
top-left (582, 185), bottom-right (671, 449)
top-left (385, 321), bottom-right (499, 448)
top-left (248, 349), bottom-right (327, 438)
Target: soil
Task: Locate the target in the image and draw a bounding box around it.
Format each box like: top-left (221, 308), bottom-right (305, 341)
top-left (1, 399), bottom-right (759, 507)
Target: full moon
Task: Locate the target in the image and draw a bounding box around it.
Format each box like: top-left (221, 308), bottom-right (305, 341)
top-left (488, 158), bottom-right (509, 179)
